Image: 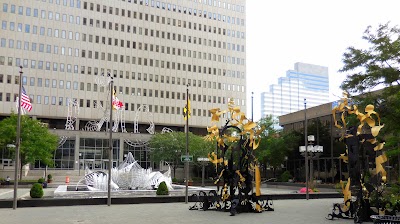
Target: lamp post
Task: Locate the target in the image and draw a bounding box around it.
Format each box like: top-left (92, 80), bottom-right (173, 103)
top-left (303, 99), bottom-right (308, 200)
top-left (185, 84), bottom-right (190, 204)
top-left (107, 75), bottom-right (113, 206)
top-left (299, 135), bottom-right (323, 198)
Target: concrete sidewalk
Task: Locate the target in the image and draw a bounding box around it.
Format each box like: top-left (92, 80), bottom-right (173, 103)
top-left (0, 198), bottom-right (358, 224)
top-left (0, 183), bottom-right (336, 200)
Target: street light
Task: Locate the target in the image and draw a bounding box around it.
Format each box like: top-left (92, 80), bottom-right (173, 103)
top-left (303, 98), bottom-right (308, 200)
top-left (299, 135), bottom-right (324, 198)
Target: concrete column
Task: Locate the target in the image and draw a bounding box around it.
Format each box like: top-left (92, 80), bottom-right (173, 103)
top-left (75, 118), bottom-right (80, 131)
top-left (74, 134), bottom-right (80, 171)
top-left (119, 136), bottom-right (125, 165)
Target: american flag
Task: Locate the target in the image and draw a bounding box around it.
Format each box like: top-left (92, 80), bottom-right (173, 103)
top-left (20, 86), bottom-right (32, 112)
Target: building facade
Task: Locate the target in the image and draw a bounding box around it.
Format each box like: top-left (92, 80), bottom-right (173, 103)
top-left (0, 0), bottom-right (247, 170)
top-left (261, 62), bottom-right (329, 122)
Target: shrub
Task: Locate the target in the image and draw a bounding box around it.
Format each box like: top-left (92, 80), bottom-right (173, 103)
top-left (172, 177), bottom-right (178, 183)
top-left (47, 174), bottom-right (52, 180)
top-left (30, 183), bottom-right (44, 198)
top-left (156, 181), bottom-right (169, 195)
top-left (38, 177), bottom-right (45, 183)
top-left (279, 171), bottom-right (293, 182)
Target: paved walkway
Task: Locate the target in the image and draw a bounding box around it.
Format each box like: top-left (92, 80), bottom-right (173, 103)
top-left (0, 183), bottom-right (336, 200)
top-left (0, 198), bottom-right (361, 224)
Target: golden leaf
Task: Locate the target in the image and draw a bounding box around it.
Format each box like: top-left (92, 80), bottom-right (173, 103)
top-left (371, 125), bottom-right (384, 137)
top-left (374, 142), bottom-right (385, 151)
top-left (243, 122), bottom-right (257, 131)
top-left (365, 104), bottom-right (375, 114)
top-left (364, 117), bottom-right (376, 127)
top-left (339, 153), bottom-right (348, 163)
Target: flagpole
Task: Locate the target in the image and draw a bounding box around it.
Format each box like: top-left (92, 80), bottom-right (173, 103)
top-left (108, 76), bottom-right (113, 206)
top-left (185, 84), bottom-right (189, 204)
top-left (13, 66), bottom-right (23, 209)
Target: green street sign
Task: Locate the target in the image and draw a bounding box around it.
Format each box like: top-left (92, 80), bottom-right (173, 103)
top-left (181, 155), bottom-right (193, 162)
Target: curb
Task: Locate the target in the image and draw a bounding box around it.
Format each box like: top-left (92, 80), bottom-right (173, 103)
top-left (0, 193), bottom-right (341, 208)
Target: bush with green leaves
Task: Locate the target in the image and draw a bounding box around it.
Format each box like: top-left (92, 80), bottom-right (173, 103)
top-left (30, 183), bottom-right (44, 198)
top-left (38, 177), bottom-right (45, 183)
top-left (156, 181), bottom-right (169, 195)
top-left (47, 174), bottom-right (52, 180)
top-left (279, 171), bottom-right (293, 182)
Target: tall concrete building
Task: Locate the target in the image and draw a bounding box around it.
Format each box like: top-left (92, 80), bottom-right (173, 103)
top-left (0, 0), bottom-right (246, 171)
top-left (261, 62), bottom-right (329, 121)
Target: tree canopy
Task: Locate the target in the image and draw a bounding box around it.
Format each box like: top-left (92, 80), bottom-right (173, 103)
top-left (255, 115), bottom-right (300, 175)
top-left (340, 22), bottom-right (400, 94)
top-left (339, 22), bottom-right (400, 158)
top-left (149, 131), bottom-right (213, 177)
top-left (0, 113), bottom-right (59, 174)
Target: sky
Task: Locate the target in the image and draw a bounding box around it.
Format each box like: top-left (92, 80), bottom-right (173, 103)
top-left (246, 0), bottom-right (400, 121)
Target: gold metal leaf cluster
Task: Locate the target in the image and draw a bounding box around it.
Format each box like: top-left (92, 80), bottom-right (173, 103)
top-left (332, 91), bottom-right (386, 182)
top-left (205, 99), bottom-right (264, 150)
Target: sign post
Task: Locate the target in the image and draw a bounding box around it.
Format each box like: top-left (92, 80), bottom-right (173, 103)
top-left (197, 157), bottom-right (209, 187)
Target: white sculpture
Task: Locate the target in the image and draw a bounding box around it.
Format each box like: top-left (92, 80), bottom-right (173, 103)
top-left (80, 152), bottom-right (173, 191)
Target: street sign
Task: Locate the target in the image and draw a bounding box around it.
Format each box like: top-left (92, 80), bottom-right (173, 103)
top-left (181, 155), bottom-right (193, 162)
top-left (197, 157), bottom-right (209, 162)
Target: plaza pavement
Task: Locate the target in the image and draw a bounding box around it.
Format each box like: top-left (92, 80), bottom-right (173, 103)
top-left (0, 184), bottom-right (365, 224)
top-left (0, 198), bottom-right (360, 224)
top-left (0, 183), bottom-right (336, 200)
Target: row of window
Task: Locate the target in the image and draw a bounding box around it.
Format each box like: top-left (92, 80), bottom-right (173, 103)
top-left (0, 91), bottom-right (244, 116)
top-left (2, 3), bottom-right (244, 40)
top-left (83, 0), bottom-right (245, 26)
top-left (0, 38), bottom-right (245, 77)
top-left (82, 14), bottom-right (245, 39)
top-left (0, 68), bottom-right (244, 92)
top-left (3, 0), bottom-right (81, 14)
top-left (124, 0), bottom-right (245, 13)
top-left (1, 23), bottom-right (245, 66)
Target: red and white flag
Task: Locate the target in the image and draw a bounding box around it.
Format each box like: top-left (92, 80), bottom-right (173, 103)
top-left (20, 86), bottom-right (32, 112)
top-left (112, 90), bottom-right (123, 110)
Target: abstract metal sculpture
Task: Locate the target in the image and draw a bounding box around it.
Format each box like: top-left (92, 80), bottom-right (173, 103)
top-left (77, 152), bottom-right (173, 191)
top-left (190, 99), bottom-right (273, 215)
top-left (326, 92), bottom-right (395, 223)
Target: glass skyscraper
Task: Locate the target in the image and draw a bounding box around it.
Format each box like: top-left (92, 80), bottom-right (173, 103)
top-left (261, 62), bottom-right (329, 121)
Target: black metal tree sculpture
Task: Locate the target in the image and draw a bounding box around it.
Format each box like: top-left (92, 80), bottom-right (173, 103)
top-left (189, 99), bottom-right (273, 215)
top-left (326, 92), bottom-right (397, 223)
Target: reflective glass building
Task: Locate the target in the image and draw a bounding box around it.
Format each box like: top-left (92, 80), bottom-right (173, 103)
top-left (261, 62), bottom-right (329, 121)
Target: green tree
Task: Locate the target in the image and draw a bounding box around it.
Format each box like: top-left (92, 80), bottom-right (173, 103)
top-left (339, 22), bottom-right (400, 159)
top-left (255, 116), bottom-right (300, 177)
top-left (149, 131), bottom-right (212, 177)
top-left (340, 23), bottom-right (400, 94)
top-left (0, 113), bottom-right (59, 180)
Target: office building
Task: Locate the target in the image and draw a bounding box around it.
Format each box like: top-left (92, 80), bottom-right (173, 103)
top-left (0, 0), bottom-right (246, 170)
top-left (261, 62), bottom-right (329, 121)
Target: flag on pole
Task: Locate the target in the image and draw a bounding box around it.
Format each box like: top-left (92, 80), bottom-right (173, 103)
top-left (112, 89), bottom-right (124, 110)
top-left (183, 98), bottom-right (191, 120)
top-left (20, 86), bottom-right (32, 112)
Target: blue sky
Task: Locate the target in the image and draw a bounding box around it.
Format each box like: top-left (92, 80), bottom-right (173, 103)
top-left (246, 0), bottom-right (400, 121)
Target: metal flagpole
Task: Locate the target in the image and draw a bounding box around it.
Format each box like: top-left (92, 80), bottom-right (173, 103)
top-left (304, 98), bottom-right (309, 200)
top-left (107, 76), bottom-right (113, 206)
top-left (13, 66), bottom-right (23, 209)
top-left (185, 84), bottom-right (189, 204)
